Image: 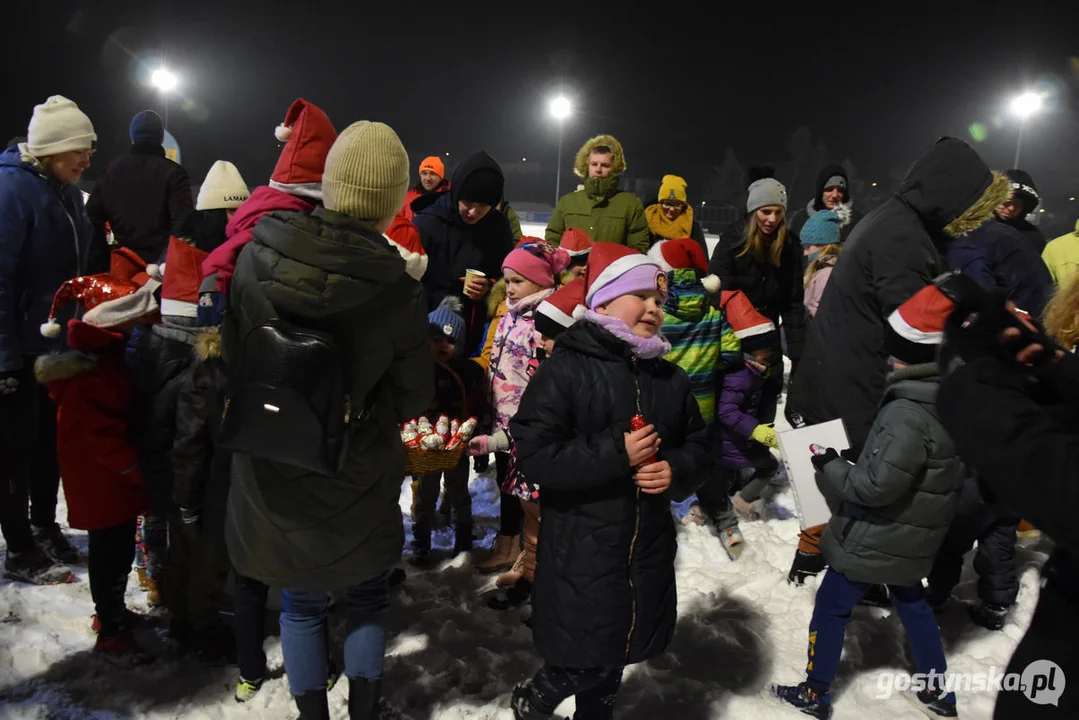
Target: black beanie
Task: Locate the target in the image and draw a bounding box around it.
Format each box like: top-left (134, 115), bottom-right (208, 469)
top-left (1004, 169), bottom-right (1040, 214)
top-left (457, 167), bottom-right (504, 207)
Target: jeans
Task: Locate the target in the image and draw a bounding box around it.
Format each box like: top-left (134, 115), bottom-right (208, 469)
top-left (529, 665), bottom-right (625, 719)
top-left (806, 568), bottom-right (946, 693)
top-left (233, 572), bottom-right (270, 681)
top-left (280, 571), bottom-right (391, 696)
top-left (134, 514), bottom-right (168, 580)
top-left (88, 518), bottom-right (138, 635)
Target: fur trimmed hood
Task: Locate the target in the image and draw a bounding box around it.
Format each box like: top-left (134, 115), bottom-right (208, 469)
top-left (35, 351), bottom-right (97, 384)
top-left (487, 278), bottom-right (507, 318)
top-left (943, 172), bottom-right (1010, 238)
top-left (193, 327), bottom-right (221, 362)
top-left (573, 134), bottom-right (626, 178)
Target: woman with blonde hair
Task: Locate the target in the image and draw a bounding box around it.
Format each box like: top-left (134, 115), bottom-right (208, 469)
top-left (709, 176), bottom-right (805, 424)
top-left (800, 205), bottom-right (850, 322)
top-left (1043, 272), bottom-right (1079, 351)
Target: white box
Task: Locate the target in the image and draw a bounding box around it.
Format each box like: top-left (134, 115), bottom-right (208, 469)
top-left (776, 419), bottom-right (851, 529)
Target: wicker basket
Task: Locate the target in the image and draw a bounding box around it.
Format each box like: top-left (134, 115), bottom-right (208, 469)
top-left (402, 362), bottom-right (470, 476)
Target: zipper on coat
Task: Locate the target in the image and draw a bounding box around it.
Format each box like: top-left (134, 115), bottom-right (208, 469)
top-left (625, 356), bottom-right (644, 659)
top-left (56, 189), bottom-right (83, 275)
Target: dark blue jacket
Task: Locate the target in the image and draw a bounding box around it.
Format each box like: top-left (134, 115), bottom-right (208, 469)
top-left (948, 219), bottom-right (1052, 318)
top-left (0, 145), bottom-right (99, 371)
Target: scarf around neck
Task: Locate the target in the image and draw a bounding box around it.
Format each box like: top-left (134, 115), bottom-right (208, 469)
top-left (584, 310), bottom-right (671, 359)
top-left (645, 204), bottom-right (694, 240)
top-left (506, 287), bottom-right (554, 315)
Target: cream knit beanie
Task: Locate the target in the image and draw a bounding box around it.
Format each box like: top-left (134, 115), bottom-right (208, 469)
top-left (26, 96), bottom-right (96, 157)
top-left (322, 121), bottom-right (409, 221)
top-left (197, 160), bottom-right (250, 210)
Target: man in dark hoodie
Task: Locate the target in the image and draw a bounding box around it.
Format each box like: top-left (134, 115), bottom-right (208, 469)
top-left (996, 169), bottom-right (1047, 253)
top-left (784, 137), bottom-right (1010, 584)
top-left (86, 110), bottom-right (194, 265)
top-left (413, 151), bottom-right (516, 354)
top-left (787, 163), bottom-right (863, 243)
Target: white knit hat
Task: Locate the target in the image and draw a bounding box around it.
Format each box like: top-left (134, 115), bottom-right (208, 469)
top-left (196, 160), bottom-right (250, 211)
top-left (26, 96), bottom-right (96, 157)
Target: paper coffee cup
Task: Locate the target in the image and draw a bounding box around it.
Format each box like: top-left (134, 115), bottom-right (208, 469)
top-left (464, 269), bottom-right (486, 283)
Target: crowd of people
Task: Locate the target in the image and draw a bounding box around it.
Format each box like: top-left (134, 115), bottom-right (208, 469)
top-left (1, 93), bottom-right (1077, 720)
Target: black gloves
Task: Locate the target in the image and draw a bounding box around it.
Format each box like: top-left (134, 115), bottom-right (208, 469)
top-left (811, 448), bottom-right (839, 471)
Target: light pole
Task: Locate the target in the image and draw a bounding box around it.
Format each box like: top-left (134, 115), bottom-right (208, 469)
top-left (151, 68), bottom-right (179, 129)
top-left (1009, 91), bottom-right (1043, 168)
top-left (549, 96), bottom-right (572, 206)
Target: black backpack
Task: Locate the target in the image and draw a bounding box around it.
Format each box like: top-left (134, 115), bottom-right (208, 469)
top-left (219, 317), bottom-right (359, 476)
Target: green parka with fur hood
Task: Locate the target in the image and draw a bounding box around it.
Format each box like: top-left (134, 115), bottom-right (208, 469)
top-left (545, 135), bottom-right (650, 252)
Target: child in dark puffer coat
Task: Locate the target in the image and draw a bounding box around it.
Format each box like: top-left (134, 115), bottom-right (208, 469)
top-left (509, 244), bottom-right (711, 720)
top-left (772, 281), bottom-right (966, 720)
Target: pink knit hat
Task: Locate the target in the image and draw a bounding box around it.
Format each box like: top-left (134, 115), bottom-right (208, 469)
top-left (502, 239), bottom-right (570, 289)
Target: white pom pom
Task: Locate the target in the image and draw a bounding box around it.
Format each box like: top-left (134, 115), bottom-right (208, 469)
top-left (275, 124), bottom-right (292, 143)
top-left (833, 202), bottom-right (853, 226)
top-left (40, 319), bottom-right (61, 338)
top-left (701, 274), bottom-right (722, 294)
top-left (145, 263), bottom-right (161, 280)
top-left (572, 304), bottom-right (588, 321)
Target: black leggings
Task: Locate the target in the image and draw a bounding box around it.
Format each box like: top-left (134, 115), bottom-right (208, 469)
top-left (88, 518), bottom-right (138, 635)
top-left (530, 665), bottom-right (625, 719)
top-left (496, 452), bottom-right (523, 536)
top-left (233, 572), bottom-right (270, 681)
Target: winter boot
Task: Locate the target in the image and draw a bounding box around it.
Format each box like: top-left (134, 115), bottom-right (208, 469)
top-left (904, 687), bottom-right (958, 717)
top-left (388, 567), bottom-right (407, 587)
top-left (731, 491), bottom-right (762, 520)
top-left (858, 584), bottom-right (891, 608)
top-left (347, 677), bottom-right (380, 720)
top-left (497, 551), bottom-right (526, 588)
top-left (512, 681), bottom-right (553, 719)
top-left (719, 527), bottom-right (745, 560)
top-left (453, 523), bottom-right (474, 556)
top-left (94, 628), bottom-right (153, 665)
top-left (682, 502), bottom-right (709, 527)
top-left (294, 689), bottom-right (330, 720)
top-left (968, 601), bottom-right (1009, 631)
top-left (476, 534), bottom-right (519, 573)
top-left (787, 549), bottom-right (827, 585)
top-left (488, 578), bottom-right (533, 610)
top-left (771, 682), bottom-right (832, 719)
top-left (234, 676), bottom-right (264, 703)
top-left (409, 530), bottom-right (433, 569)
top-left (32, 524), bottom-right (82, 564)
top-left (3, 546), bottom-right (74, 585)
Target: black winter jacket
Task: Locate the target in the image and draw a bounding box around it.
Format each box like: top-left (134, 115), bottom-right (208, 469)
top-left (947, 219), bottom-right (1053, 319)
top-left (708, 226), bottom-right (806, 364)
top-left (127, 320), bottom-right (201, 516)
top-left (86, 144), bottom-right (194, 264)
top-left (223, 207), bottom-right (433, 590)
top-left (787, 138), bottom-right (1006, 448)
top-left (510, 320), bottom-right (711, 668)
top-left (413, 153), bottom-right (516, 354)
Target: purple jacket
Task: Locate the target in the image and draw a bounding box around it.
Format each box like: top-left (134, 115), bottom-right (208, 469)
top-left (715, 362), bottom-right (772, 469)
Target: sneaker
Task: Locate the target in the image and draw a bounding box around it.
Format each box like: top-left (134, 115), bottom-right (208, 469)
top-left (234, 676), bottom-right (263, 703)
top-left (968, 601), bottom-right (1009, 631)
top-left (33, 524), bottom-right (82, 564)
top-left (859, 584), bottom-right (891, 608)
top-left (3, 547), bottom-right (75, 585)
top-left (904, 687), bottom-right (958, 717)
top-left (787, 549), bottom-right (827, 585)
top-left (771, 682), bottom-right (832, 719)
top-left (94, 629), bottom-right (153, 665)
top-left (719, 526), bottom-right (745, 560)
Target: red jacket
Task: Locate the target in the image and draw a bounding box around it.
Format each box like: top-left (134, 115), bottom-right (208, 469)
top-left (201, 186), bottom-right (316, 294)
top-left (35, 320), bottom-right (148, 531)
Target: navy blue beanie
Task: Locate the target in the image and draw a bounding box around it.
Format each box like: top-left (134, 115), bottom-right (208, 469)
top-left (129, 110), bottom-right (164, 146)
top-left (428, 296), bottom-right (465, 353)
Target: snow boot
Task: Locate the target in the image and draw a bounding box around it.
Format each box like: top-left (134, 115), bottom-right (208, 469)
top-left (453, 523), bottom-right (474, 556)
top-left (409, 547), bottom-right (433, 569)
top-left (33, 524), bottom-right (82, 564)
top-left (731, 491), bottom-right (762, 520)
top-left (904, 687), bottom-right (958, 717)
top-left (858, 584), bottom-right (891, 608)
top-left (489, 578), bottom-right (532, 610)
top-left (388, 567), bottom-right (406, 587)
top-left (94, 628), bottom-right (153, 665)
top-left (968, 601), bottom-right (1009, 631)
top-left (294, 689), bottom-right (330, 720)
top-left (682, 501), bottom-right (709, 527)
top-left (347, 677), bottom-right (380, 719)
top-left (235, 676), bottom-right (263, 703)
top-left (497, 551), bottom-right (526, 588)
top-left (512, 682), bottom-right (553, 719)
top-left (476, 534), bottom-right (519, 573)
top-left (3, 546), bottom-right (74, 585)
top-left (719, 526), bottom-right (745, 560)
top-left (771, 682), bottom-right (832, 719)
top-left (787, 549), bottom-right (827, 585)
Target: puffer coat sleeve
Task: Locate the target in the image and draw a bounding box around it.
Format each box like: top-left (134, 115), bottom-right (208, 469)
top-left (386, 286), bottom-right (437, 423)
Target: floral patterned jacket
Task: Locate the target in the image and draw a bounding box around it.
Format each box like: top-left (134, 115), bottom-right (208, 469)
top-left (488, 287), bottom-right (554, 430)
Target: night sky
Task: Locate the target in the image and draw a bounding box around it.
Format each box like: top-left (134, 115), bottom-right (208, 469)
top-left (5, 1), bottom-right (1079, 230)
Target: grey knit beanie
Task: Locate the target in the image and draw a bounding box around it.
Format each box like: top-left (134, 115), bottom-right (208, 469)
top-left (746, 178), bottom-right (788, 213)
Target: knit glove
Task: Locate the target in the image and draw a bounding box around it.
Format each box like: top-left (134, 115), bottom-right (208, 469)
top-left (811, 447), bottom-right (839, 472)
top-left (750, 424), bottom-right (778, 449)
top-left (0, 373), bottom-right (18, 397)
top-left (469, 430), bottom-right (511, 456)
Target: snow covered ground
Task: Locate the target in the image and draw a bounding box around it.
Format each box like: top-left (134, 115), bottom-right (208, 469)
top-left (0, 392), bottom-right (1051, 720)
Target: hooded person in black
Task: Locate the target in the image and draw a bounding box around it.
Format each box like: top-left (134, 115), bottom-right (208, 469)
top-left (788, 163), bottom-right (863, 242)
top-left (784, 137), bottom-right (1010, 584)
top-left (413, 151), bottom-right (516, 355)
top-left (996, 169), bottom-right (1047, 253)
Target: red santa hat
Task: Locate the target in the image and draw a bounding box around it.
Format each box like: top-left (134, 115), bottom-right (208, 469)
top-left (535, 277), bottom-right (586, 339)
top-left (719, 290), bottom-right (777, 352)
top-left (160, 238), bottom-right (210, 318)
top-left (885, 284), bottom-right (954, 364)
top-left (269, 98), bottom-right (338, 200)
top-left (560, 228), bottom-right (593, 258)
top-left (384, 216), bottom-right (428, 282)
top-left (647, 238), bottom-right (721, 293)
top-left (40, 271), bottom-right (161, 338)
top-left (584, 243), bottom-right (665, 309)
top-left (110, 246), bottom-right (159, 287)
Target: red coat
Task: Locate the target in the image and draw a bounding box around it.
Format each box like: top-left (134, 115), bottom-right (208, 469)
top-left (35, 320), bottom-right (148, 531)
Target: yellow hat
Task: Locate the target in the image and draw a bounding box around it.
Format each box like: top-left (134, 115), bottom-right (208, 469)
top-left (658, 174), bottom-right (688, 204)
